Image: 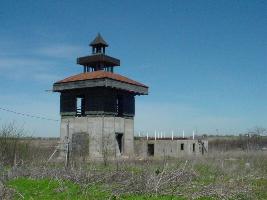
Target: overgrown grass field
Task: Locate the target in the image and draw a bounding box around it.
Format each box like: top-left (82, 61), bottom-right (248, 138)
top-left (8, 178), bottom-right (187, 200)
top-left (3, 151), bottom-right (267, 200)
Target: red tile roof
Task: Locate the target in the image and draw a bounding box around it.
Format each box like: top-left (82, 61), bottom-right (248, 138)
top-left (55, 71), bottom-right (148, 88)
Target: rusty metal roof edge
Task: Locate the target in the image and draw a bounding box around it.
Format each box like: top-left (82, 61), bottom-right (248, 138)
top-left (54, 72), bottom-right (149, 88)
top-left (53, 77), bottom-right (148, 94)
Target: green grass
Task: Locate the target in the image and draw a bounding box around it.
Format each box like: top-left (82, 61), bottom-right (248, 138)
top-left (7, 177), bottom-right (218, 200)
top-left (252, 178), bottom-right (267, 200)
top-left (6, 153), bottom-right (267, 200)
top-left (119, 195), bottom-right (186, 200)
top-left (7, 178), bottom-right (188, 200)
top-left (193, 163), bottom-right (220, 185)
top-left (8, 178), bottom-right (85, 200)
top-left (7, 175), bottom-right (266, 200)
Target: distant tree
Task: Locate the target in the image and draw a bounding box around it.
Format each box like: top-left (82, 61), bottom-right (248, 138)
top-left (245, 127), bottom-right (267, 150)
top-left (0, 122), bottom-right (25, 166)
top-left (248, 127), bottom-right (267, 136)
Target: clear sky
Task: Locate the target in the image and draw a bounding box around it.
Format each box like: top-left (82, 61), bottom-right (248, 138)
top-left (0, 0), bottom-right (266, 137)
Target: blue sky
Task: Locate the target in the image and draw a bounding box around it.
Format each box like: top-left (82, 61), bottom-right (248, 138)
top-left (0, 0), bottom-right (266, 137)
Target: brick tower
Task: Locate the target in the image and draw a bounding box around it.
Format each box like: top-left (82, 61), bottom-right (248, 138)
top-left (53, 34), bottom-right (148, 159)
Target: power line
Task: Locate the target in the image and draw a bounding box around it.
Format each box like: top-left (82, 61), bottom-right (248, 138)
top-left (0, 107), bottom-right (59, 122)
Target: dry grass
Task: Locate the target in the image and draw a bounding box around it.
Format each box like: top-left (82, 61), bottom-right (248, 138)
top-left (1, 151), bottom-right (267, 199)
top-left (1, 123), bottom-right (267, 199)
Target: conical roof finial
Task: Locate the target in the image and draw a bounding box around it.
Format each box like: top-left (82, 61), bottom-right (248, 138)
top-left (89, 33), bottom-right (108, 47)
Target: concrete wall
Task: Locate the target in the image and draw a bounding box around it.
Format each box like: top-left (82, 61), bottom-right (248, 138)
top-left (60, 116), bottom-right (134, 159)
top-left (134, 139), bottom-right (208, 158)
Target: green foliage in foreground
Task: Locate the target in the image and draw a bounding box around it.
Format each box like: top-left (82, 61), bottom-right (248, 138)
top-left (7, 176), bottom-right (267, 200)
top-left (252, 178), bottom-right (267, 200)
top-left (8, 178), bottom-right (84, 200)
top-left (7, 178), bottom-right (205, 200)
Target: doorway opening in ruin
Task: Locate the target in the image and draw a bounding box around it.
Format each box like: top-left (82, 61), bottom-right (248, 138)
top-left (76, 96), bottom-right (85, 116)
top-left (71, 132), bottom-right (89, 161)
top-left (181, 143), bottom-right (184, 151)
top-left (147, 144), bottom-right (154, 156)
top-left (193, 143), bottom-right (195, 152)
top-left (116, 96), bottom-right (123, 116)
top-left (115, 133), bottom-right (123, 154)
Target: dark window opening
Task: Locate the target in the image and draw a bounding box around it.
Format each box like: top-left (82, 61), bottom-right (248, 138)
top-left (193, 143), bottom-right (195, 152)
top-left (181, 143), bottom-right (184, 151)
top-left (116, 133), bottom-right (123, 154)
top-left (116, 96), bottom-right (123, 116)
top-left (76, 96), bottom-right (85, 116)
top-left (147, 144), bottom-right (154, 156)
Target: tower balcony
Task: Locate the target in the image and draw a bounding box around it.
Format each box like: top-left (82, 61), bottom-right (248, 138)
top-left (77, 54), bottom-right (120, 67)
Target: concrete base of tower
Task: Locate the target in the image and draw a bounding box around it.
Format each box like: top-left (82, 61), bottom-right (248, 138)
top-left (58, 116), bottom-right (134, 160)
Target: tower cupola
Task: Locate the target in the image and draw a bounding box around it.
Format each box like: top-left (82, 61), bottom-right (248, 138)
top-left (77, 33), bottom-right (120, 73)
top-left (90, 33), bottom-right (108, 54)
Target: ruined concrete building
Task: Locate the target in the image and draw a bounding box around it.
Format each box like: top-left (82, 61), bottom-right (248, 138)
top-left (53, 34), bottom-right (208, 160)
top-left (53, 34), bottom-right (148, 159)
top-left (135, 137), bottom-right (208, 158)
